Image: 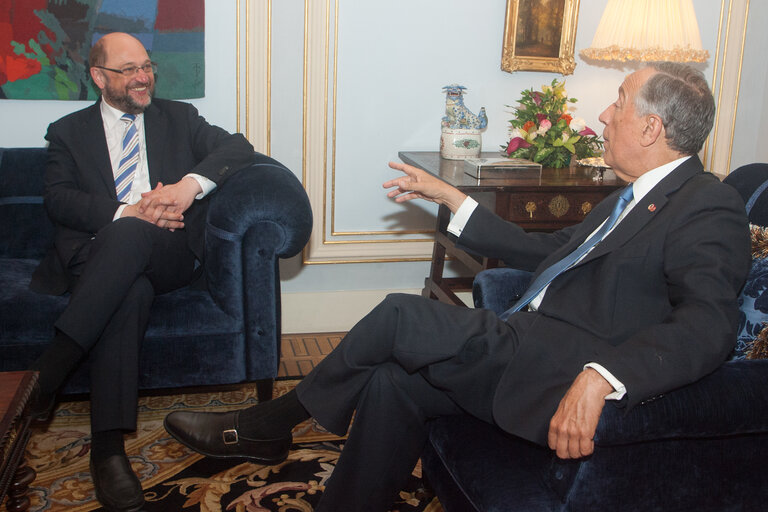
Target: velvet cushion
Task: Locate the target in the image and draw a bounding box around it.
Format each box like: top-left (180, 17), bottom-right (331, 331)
top-left (0, 148), bottom-right (53, 259)
top-left (733, 224), bottom-right (768, 359)
top-left (424, 415), bottom-right (562, 512)
top-left (472, 267), bottom-right (532, 314)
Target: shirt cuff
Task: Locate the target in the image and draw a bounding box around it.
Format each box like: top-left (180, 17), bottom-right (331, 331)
top-left (113, 204), bottom-right (128, 221)
top-left (584, 363), bottom-right (626, 401)
top-left (186, 173), bottom-right (217, 199)
top-left (447, 196), bottom-right (479, 237)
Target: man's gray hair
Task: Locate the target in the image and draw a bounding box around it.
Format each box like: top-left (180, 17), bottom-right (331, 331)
top-left (634, 62), bottom-right (715, 155)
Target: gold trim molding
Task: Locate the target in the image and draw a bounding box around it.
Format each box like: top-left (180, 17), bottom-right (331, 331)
top-left (702, 0), bottom-right (749, 174)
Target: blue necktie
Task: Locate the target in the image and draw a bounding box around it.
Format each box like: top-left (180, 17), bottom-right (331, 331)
top-left (499, 184), bottom-right (634, 321)
top-left (115, 114), bottom-right (139, 202)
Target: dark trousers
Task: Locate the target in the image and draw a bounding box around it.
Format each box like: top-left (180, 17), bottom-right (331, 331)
top-left (296, 293), bottom-right (524, 512)
top-left (55, 217), bottom-right (196, 433)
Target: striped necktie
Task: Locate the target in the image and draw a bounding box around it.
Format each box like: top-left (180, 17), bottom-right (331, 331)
top-left (115, 113), bottom-right (139, 202)
top-left (499, 184), bottom-right (634, 321)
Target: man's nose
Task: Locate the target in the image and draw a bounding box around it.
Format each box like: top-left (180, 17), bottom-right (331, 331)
top-left (598, 107), bottom-right (610, 125)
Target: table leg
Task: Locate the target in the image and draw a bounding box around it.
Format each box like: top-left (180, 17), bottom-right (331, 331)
top-left (422, 205), bottom-right (452, 300)
top-left (5, 464), bottom-right (35, 512)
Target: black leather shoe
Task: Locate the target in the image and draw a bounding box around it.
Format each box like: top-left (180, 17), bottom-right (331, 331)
top-left (90, 454), bottom-right (145, 512)
top-left (163, 410), bottom-right (291, 464)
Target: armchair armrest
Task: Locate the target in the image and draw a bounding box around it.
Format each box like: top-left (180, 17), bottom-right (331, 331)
top-left (595, 359), bottom-right (768, 445)
top-left (204, 155), bottom-right (312, 318)
top-left (203, 154), bottom-right (313, 382)
top-left (472, 268), bottom-right (533, 314)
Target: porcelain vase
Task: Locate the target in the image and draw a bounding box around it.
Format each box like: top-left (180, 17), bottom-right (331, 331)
top-left (440, 127), bottom-right (482, 160)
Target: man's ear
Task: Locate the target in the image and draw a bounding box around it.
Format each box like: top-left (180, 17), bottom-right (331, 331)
top-left (641, 114), bottom-right (665, 147)
top-left (90, 67), bottom-right (105, 90)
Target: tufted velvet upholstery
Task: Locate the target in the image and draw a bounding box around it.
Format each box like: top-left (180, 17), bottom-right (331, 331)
top-left (0, 148), bottom-right (312, 398)
top-left (422, 163), bottom-right (768, 511)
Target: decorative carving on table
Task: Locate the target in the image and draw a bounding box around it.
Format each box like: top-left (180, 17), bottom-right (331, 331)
top-left (0, 371), bottom-right (38, 512)
top-left (525, 201), bottom-right (538, 219)
top-left (548, 195), bottom-right (570, 217)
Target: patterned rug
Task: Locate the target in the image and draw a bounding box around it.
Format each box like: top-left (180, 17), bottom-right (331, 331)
top-left (15, 380), bottom-right (442, 512)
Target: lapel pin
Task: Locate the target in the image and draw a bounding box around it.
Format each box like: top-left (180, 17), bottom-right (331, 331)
top-left (648, 204), bottom-right (657, 212)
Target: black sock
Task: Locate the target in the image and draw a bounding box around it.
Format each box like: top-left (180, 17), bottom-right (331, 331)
top-left (90, 429), bottom-right (126, 464)
top-left (237, 389), bottom-right (310, 439)
top-left (30, 330), bottom-right (85, 408)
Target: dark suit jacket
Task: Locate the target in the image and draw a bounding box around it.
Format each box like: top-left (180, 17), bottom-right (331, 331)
top-left (457, 156), bottom-right (752, 444)
top-left (31, 98), bottom-right (255, 295)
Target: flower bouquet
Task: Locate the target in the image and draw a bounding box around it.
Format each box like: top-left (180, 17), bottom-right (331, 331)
top-left (502, 79), bottom-right (603, 168)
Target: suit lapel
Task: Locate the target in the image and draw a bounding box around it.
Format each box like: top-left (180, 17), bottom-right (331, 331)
top-left (579, 156), bottom-right (704, 264)
top-left (81, 100), bottom-right (117, 198)
top-left (142, 103), bottom-right (167, 187)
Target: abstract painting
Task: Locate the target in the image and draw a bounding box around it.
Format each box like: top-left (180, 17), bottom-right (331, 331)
top-left (0, 0), bottom-right (205, 100)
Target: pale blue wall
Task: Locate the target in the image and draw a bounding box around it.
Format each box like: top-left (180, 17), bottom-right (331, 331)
top-left (2, 0), bottom-right (765, 295)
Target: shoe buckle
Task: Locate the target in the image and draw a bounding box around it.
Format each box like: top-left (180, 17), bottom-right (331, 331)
top-left (222, 429), bottom-right (239, 445)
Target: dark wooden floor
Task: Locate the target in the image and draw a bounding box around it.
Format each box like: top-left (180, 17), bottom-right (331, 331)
top-left (277, 332), bottom-right (344, 378)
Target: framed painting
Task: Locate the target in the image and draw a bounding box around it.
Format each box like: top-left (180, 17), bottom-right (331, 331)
top-left (501, 0), bottom-right (580, 75)
top-left (1, 0), bottom-right (205, 100)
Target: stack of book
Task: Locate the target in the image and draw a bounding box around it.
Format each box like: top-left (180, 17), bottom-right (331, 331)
top-left (463, 157), bottom-right (542, 179)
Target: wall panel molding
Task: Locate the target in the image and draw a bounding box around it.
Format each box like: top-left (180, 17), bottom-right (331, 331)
top-left (245, 0), bottom-right (435, 264)
top-left (703, 0), bottom-right (749, 174)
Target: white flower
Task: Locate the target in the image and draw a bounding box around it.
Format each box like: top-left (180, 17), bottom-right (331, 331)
top-left (569, 117), bottom-right (586, 133)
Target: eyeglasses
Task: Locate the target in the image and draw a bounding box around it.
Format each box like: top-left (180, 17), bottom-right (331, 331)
top-left (93, 62), bottom-right (157, 76)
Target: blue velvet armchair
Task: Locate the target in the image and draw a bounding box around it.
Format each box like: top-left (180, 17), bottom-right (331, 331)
top-left (422, 164), bottom-right (768, 511)
top-left (0, 147), bottom-right (312, 402)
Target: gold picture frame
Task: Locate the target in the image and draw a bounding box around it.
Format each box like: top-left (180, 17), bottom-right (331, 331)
top-left (501, 0), bottom-right (581, 75)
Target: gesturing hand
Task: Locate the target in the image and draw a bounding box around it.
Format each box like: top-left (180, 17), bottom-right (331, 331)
top-left (383, 161), bottom-right (468, 214)
top-left (548, 369), bottom-right (612, 459)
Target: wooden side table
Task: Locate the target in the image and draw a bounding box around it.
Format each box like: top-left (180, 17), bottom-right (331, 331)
top-left (398, 151), bottom-right (626, 306)
top-left (0, 371), bottom-right (37, 512)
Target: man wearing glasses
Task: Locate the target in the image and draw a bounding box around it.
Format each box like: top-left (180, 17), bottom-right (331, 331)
top-left (28, 32), bottom-right (254, 512)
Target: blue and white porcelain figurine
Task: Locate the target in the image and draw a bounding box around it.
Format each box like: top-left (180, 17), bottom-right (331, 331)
top-left (440, 84), bottom-right (487, 160)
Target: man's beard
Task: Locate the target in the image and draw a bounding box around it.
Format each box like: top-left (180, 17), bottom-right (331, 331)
top-left (102, 79), bottom-right (154, 115)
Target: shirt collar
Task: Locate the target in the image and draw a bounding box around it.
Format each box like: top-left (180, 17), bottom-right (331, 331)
top-left (99, 99), bottom-right (143, 131)
top-left (631, 156), bottom-right (691, 203)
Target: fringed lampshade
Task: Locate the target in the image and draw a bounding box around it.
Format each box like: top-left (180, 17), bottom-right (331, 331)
top-left (581, 0), bottom-right (709, 62)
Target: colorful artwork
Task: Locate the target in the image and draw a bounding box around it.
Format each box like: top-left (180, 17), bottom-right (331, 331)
top-left (0, 0), bottom-right (205, 100)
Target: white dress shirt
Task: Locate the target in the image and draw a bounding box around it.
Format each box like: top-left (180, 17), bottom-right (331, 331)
top-left (100, 101), bottom-right (216, 220)
top-left (447, 156), bottom-right (691, 400)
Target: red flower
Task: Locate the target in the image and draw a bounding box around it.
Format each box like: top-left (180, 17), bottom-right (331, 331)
top-left (535, 113), bottom-right (548, 124)
top-left (522, 120), bottom-right (536, 133)
top-left (559, 114), bottom-right (573, 125)
top-left (579, 127), bottom-right (597, 137)
top-left (506, 137), bottom-right (531, 154)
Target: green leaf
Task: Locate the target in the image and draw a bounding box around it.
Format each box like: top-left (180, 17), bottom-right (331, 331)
top-left (534, 147), bottom-right (554, 163)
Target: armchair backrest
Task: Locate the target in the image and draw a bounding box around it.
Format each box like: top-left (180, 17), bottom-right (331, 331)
top-left (0, 148), bottom-right (53, 259)
top-left (723, 163), bottom-right (768, 225)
